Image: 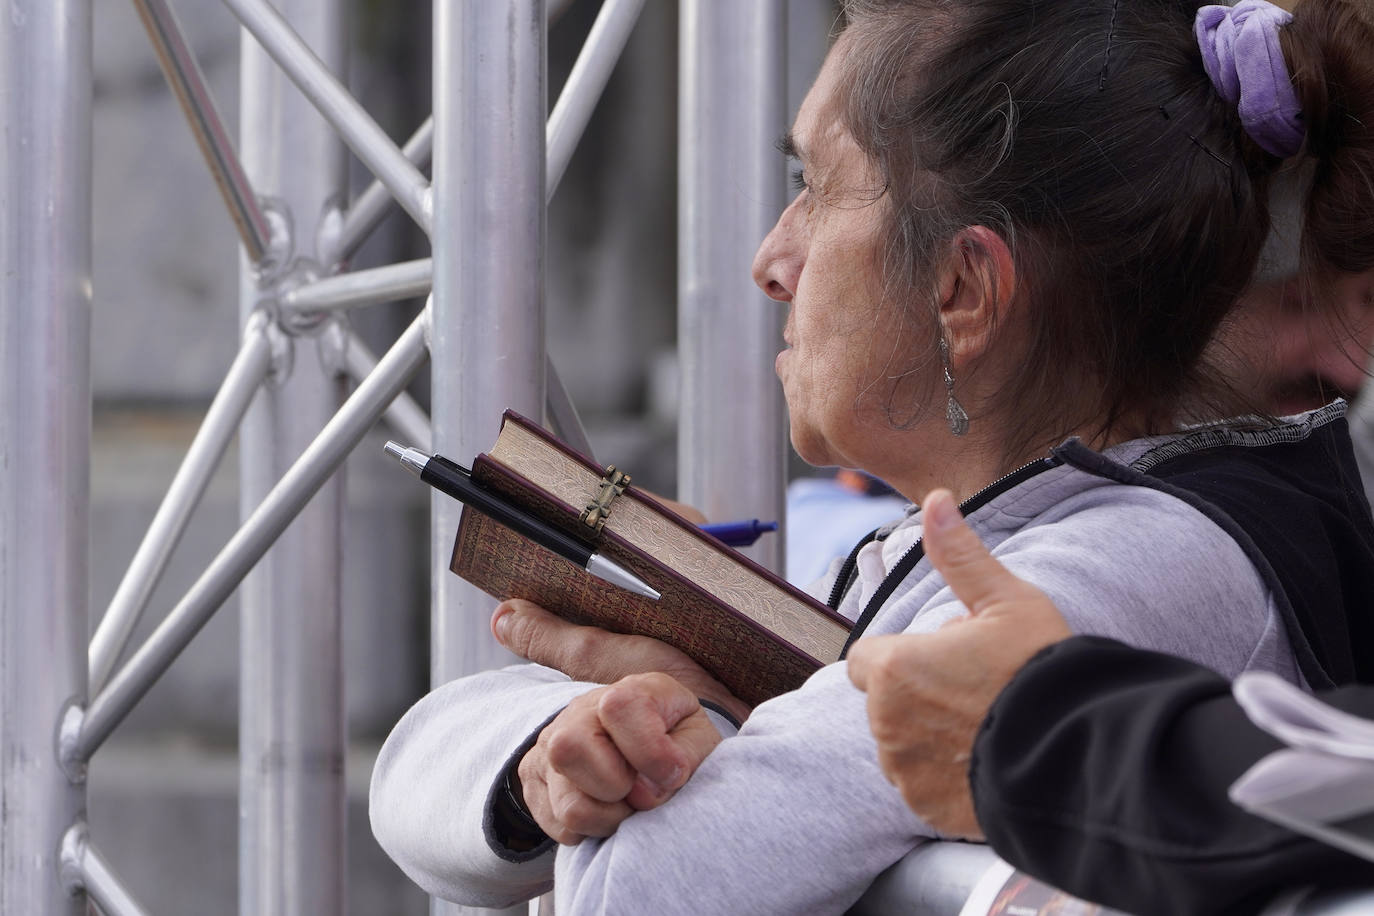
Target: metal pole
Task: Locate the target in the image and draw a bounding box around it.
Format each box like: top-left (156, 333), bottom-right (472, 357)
top-left (282, 258), bottom-right (433, 313)
top-left (67, 313), bottom-right (430, 765)
top-left (88, 315), bottom-right (273, 692)
top-left (223, 0), bottom-right (432, 233)
top-left (679, 1), bottom-right (789, 572)
top-left (545, 0), bottom-right (646, 196)
top-left (238, 2), bottom-right (347, 910)
top-left (133, 0), bottom-right (274, 265)
top-left (0, 0), bottom-right (90, 912)
top-left (432, 1), bottom-right (546, 912)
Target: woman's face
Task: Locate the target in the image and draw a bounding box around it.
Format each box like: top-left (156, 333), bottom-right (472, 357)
top-left (1217, 271), bottom-right (1374, 415)
top-left (752, 38), bottom-right (927, 472)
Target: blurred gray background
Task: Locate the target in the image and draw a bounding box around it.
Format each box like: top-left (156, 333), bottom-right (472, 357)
top-left (88, 1), bottom-right (834, 911)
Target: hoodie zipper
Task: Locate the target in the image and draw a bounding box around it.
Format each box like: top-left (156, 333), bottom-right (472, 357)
top-left (835, 454), bottom-right (1062, 659)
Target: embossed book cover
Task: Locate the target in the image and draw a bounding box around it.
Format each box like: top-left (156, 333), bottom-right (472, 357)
top-left (450, 410), bottom-right (852, 707)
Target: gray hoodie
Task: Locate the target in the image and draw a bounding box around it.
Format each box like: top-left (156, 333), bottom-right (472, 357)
top-left (369, 425), bottom-right (1304, 915)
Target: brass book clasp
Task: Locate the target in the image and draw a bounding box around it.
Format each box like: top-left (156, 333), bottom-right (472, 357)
top-left (581, 465), bottom-right (630, 533)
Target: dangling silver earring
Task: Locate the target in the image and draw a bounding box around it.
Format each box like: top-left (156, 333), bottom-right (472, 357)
top-left (940, 339), bottom-right (969, 437)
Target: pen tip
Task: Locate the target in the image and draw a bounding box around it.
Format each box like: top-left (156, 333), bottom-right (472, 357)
top-left (383, 441), bottom-right (404, 460)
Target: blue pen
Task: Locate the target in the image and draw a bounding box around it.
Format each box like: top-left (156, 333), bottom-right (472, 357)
top-left (700, 518), bottom-right (779, 547)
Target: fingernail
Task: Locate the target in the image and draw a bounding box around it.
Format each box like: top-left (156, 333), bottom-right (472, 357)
top-left (925, 490), bottom-right (961, 532)
top-left (639, 766), bottom-right (680, 798)
top-left (492, 605), bottom-right (514, 643)
top-left (651, 769), bottom-right (678, 796)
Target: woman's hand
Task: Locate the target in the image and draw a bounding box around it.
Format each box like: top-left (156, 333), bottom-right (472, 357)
top-left (493, 599), bottom-right (751, 723)
top-left (518, 672), bottom-right (723, 844)
top-left (847, 489), bottom-right (1072, 838)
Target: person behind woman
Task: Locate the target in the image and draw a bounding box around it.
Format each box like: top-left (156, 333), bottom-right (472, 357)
top-left (370, 1), bottom-right (1374, 912)
top-left (849, 487), bottom-right (1374, 916)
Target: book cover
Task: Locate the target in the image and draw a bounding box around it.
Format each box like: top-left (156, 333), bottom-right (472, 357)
top-left (450, 410), bottom-right (852, 707)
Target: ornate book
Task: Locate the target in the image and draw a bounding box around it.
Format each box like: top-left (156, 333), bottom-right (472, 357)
top-left (450, 410), bottom-right (852, 707)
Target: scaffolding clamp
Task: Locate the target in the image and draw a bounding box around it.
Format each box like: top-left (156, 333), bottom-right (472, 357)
top-left (57, 701), bottom-right (89, 785)
top-left (580, 466), bottom-right (630, 533)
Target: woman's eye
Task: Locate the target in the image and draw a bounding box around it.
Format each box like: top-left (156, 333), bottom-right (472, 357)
top-left (790, 167), bottom-right (808, 193)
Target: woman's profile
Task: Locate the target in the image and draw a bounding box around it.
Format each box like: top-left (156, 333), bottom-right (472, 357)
top-left (370, 1), bottom-right (1374, 912)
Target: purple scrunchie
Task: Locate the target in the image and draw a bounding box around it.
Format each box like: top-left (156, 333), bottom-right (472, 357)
top-left (1196, 0), bottom-right (1305, 157)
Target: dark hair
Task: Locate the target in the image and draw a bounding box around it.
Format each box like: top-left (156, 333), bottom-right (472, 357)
top-left (835, 0), bottom-right (1280, 461)
top-left (1283, 0), bottom-right (1374, 282)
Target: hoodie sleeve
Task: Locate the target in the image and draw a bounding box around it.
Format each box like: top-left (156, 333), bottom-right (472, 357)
top-left (368, 663), bottom-right (594, 907)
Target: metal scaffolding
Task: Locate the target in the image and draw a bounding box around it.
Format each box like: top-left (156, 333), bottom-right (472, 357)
top-left (0, 0), bottom-right (790, 912)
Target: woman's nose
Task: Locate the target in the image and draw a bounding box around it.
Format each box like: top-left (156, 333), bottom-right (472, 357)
top-left (751, 204), bottom-right (803, 303)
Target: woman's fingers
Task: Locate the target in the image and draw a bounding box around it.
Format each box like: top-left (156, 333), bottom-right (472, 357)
top-left (543, 718), bottom-right (638, 803)
top-left (544, 769), bottom-right (635, 840)
top-left (492, 599), bottom-right (600, 670)
top-left (520, 673), bottom-right (724, 843)
top-left (596, 673), bottom-right (722, 809)
top-left (492, 599), bottom-right (753, 723)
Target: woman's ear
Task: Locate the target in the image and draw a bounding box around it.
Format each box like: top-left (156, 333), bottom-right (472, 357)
top-left (936, 227), bottom-right (1016, 367)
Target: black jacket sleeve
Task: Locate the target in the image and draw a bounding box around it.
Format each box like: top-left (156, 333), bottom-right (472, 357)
top-left (970, 636), bottom-right (1374, 916)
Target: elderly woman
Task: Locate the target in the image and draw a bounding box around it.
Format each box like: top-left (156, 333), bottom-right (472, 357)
top-left (371, 0), bottom-right (1374, 912)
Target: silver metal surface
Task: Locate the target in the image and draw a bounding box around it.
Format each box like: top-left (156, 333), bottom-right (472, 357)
top-left (0, 1), bottom-right (90, 911)
top-left (334, 116), bottom-right (434, 263)
top-left (59, 823), bottom-right (152, 916)
top-left (546, 0), bottom-right (646, 196)
top-left (429, 6), bottom-right (547, 913)
top-left (237, 1), bottom-right (349, 909)
top-left (850, 843), bottom-right (998, 915)
top-left (222, 0), bottom-right (432, 234)
top-left (283, 257), bottom-right (433, 312)
top-left (343, 329), bottom-right (432, 449)
top-left (384, 442), bottom-right (429, 477)
top-left (430, 0), bottom-right (547, 701)
top-left (69, 310), bottom-right (428, 778)
top-left (678, 1), bottom-right (790, 572)
top-left (284, 254), bottom-right (588, 461)
top-left (585, 553), bottom-right (660, 601)
top-left (88, 315), bottom-right (273, 692)
top-left (133, 0), bottom-right (274, 265)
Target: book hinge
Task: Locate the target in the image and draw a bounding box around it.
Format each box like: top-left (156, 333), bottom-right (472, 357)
top-left (580, 465), bottom-right (630, 533)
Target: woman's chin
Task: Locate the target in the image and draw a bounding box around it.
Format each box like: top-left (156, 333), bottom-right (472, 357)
top-left (788, 427), bottom-right (836, 469)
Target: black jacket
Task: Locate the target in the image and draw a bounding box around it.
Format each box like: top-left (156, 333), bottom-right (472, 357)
top-left (972, 637), bottom-right (1374, 916)
top-left (971, 407), bottom-right (1374, 914)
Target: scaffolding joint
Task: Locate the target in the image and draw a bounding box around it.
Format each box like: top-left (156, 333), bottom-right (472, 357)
top-left (421, 186), bottom-right (435, 232)
top-left (249, 197), bottom-right (295, 284)
top-left (421, 295), bottom-right (434, 352)
top-left (57, 701), bottom-right (89, 784)
top-left (316, 198), bottom-right (347, 271)
top-left (317, 316), bottom-right (351, 379)
top-left (58, 821), bottom-right (89, 896)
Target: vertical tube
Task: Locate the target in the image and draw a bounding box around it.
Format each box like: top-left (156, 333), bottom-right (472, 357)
top-left (431, 1), bottom-right (545, 912)
top-left (679, 1), bottom-right (790, 572)
top-left (0, 1), bottom-right (91, 913)
top-left (237, 2), bottom-right (347, 914)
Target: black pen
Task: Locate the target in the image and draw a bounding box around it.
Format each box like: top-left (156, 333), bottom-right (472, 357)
top-left (383, 441), bottom-right (660, 601)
